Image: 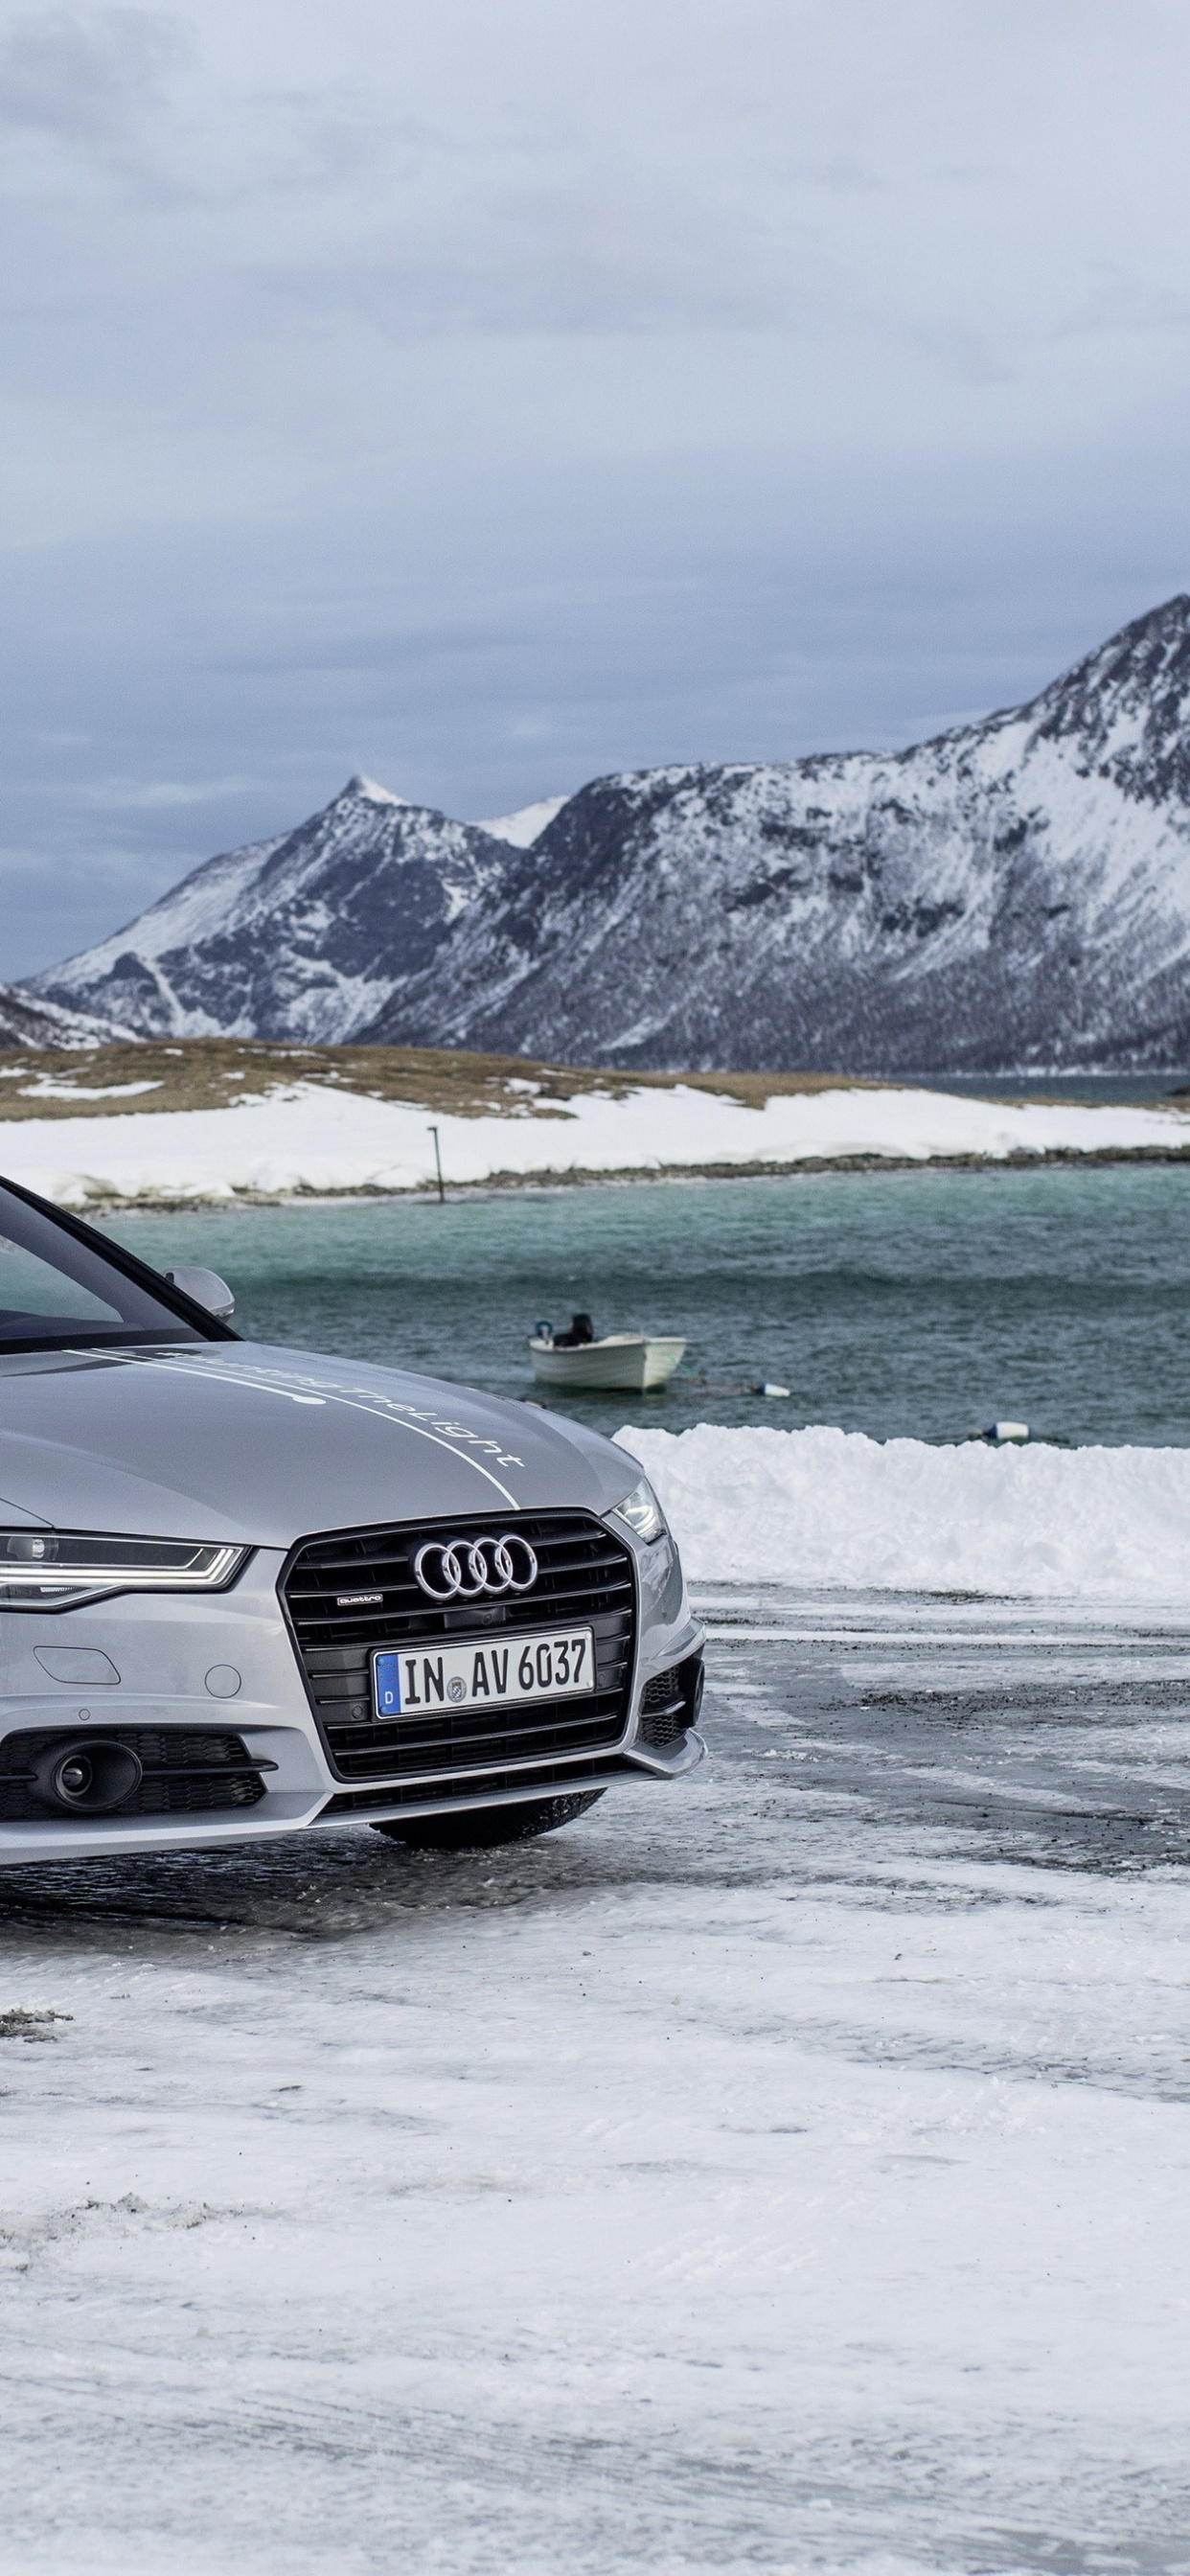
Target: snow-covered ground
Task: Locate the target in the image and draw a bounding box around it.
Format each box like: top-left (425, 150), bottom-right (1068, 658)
top-left (620, 1421), bottom-right (1190, 1601)
top-left (0, 1079), bottom-right (1186, 1206)
top-left (4, 1592), bottom-right (1190, 2573)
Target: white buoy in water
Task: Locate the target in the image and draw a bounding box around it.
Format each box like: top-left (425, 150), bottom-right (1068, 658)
top-left (753, 1382), bottom-right (791, 1398)
top-left (984, 1420), bottom-right (1030, 1444)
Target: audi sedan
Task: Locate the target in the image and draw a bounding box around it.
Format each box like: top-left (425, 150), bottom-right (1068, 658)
top-left (0, 1173), bottom-right (704, 1863)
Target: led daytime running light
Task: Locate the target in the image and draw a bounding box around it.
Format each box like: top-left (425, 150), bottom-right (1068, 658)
top-left (0, 1531), bottom-right (246, 1599)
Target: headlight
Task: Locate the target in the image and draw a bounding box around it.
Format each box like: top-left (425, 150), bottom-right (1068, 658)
top-left (0, 1531), bottom-right (249, 1610)
top-left (611, 1478), bottom-right (668, 1545)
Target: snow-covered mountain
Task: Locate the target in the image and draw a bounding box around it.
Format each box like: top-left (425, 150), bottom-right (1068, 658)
top-left (26, 776), bottom-right (513, 1045)
top-left (28, 598), bottom-right (1190, 1070)
top-left (0, 985), bottom-right (118, 1049)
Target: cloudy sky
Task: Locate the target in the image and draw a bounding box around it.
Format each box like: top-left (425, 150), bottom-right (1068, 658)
top-left (3, 0), bottom-right (1190, 972)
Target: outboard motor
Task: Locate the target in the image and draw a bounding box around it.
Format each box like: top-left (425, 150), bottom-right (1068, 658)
top-left (553, 1312), bottom-right (595, 1348)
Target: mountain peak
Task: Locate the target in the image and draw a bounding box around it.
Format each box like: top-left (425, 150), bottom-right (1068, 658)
top-left (342, 773), bottom-right (407, 807)
top-left (1019, 591), bottom-right (1190, 805)
top-left (1132, 591), bottom-right (1190, 631)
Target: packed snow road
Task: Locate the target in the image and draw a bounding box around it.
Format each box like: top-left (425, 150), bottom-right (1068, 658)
top-left (3, 1590), bottom-right (1190, 2575)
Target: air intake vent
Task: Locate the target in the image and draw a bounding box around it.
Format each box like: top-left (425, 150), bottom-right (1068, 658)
top-left (638, 1651), bottom-right (704, 1748)
top-left (281, 1509), bottom-right (637, 1785)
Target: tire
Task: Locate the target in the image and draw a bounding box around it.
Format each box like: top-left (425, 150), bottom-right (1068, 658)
top-left (371, 1790), bottom-right (606, 1852)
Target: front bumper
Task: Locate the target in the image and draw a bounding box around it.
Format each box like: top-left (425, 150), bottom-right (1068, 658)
top-left (0, 1524), bottom-right (704, 1864)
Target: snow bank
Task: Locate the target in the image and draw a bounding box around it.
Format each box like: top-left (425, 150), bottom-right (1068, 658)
top-left (617, 1421), bottom-right (1190, 1599)
top-left (0, 1078), bottom-right (1186, 1206)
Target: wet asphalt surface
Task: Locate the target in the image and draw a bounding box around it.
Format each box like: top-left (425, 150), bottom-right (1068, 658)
top-left (4, 1592), bottom-right (1190, 2575)
top-left (3, 1587), bottom-right (1190, 1941)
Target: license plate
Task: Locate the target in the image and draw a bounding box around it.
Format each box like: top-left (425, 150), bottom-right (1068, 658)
top-left (373, 1626), bottom-right (595, 1718)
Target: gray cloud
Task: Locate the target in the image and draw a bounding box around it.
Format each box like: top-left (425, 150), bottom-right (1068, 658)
top-left (0, 0), bottom-right (1188, 971)
top-left (71, 775), bottom-right (263, 810)
top-left (0, 6), bottom-right (187, 147)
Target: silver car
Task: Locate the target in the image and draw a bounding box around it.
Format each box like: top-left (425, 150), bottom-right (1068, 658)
top-left (0, 1175), bottom-right (704, 1863)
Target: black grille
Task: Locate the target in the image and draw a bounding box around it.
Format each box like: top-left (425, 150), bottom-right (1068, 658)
top-left (0, 1729), bottom-right (268, 1822)
top-left (281, 1509), bottom-right (637, 1785)
top-left (638, 1651), bottom-right (705, 1749)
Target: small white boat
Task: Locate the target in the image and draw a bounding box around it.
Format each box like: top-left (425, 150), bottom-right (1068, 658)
top-left (529, 1331), bottom-right (687, 1393)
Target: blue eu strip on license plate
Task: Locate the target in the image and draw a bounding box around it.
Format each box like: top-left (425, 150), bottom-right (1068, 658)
top-left (376, 1653), bottom-right (402, 1714)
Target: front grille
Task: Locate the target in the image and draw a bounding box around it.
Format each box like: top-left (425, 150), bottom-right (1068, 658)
top-left (281, 1510), bottom-right (637, 1784)
top-left (0, 1729), bottom-right (267, 1822)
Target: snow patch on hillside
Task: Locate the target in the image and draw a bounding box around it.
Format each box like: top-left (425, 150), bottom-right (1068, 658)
top-left (477, 794), bottom-right (570, 847)
top-left (618, 1420), bottom-right (1190, 1600)
top-left (43, 837), bottom-right (291, 979)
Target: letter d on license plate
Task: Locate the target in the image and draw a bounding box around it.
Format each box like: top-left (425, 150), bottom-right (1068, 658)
top-left (374, 1625), bottom-right (594, 1717)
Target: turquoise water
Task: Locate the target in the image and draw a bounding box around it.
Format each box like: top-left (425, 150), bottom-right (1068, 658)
top-left (103, 1164), bottom-right (1190, 1447)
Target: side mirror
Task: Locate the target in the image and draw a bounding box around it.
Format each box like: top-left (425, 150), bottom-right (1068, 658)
top-left (165, 1264), bottom-right (236, 1321)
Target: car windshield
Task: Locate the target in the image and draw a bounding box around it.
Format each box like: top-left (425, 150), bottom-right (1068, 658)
top-left (0, 1185), bottom-right (206, 1351)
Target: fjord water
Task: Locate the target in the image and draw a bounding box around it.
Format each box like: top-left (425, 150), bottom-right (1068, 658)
top-left (107, 1163), bottom-right (1190, 1446)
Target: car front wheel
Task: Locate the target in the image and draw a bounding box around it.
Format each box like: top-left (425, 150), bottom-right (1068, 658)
top-left (371, 1791), bottom-right (605, 1852)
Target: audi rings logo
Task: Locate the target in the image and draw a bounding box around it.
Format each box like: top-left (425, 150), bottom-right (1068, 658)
top-left (413, 1532), bottom-right (539, 1602)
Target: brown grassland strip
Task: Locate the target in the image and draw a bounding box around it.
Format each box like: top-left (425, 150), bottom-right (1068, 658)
top-left (0, 1038), bottom-right (887, 1121)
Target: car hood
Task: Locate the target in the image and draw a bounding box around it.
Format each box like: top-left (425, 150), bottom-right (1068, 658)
top-left (0, 1342), bottom-right (641, 1547)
